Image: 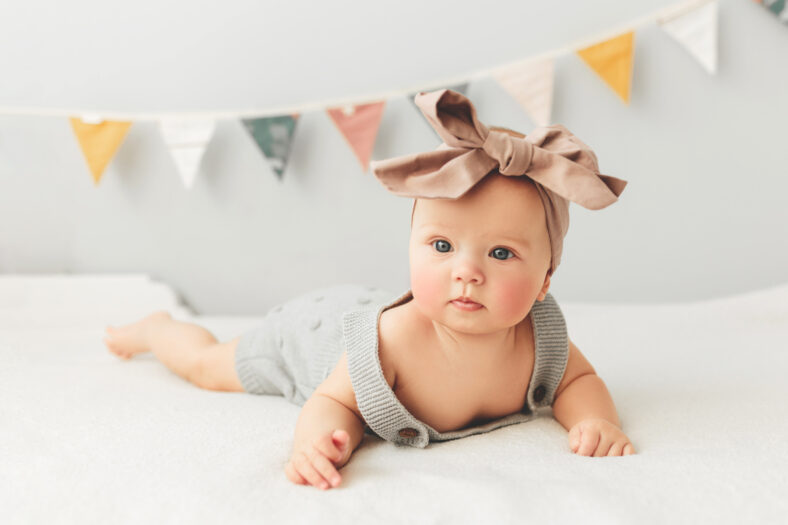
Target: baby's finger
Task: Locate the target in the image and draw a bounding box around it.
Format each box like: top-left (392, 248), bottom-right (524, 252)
top-left (593, 436), bottom-right (615, 458)
top-left (576, 428), bottom-right (600, 457)
top-left (607, 441), bottom-right (625, 457)
top-left (308, 448), bottom-right (341, 488)
top-left (312, 432), bottom-right (344, 465)
top-left (568, 425), bottom-right (582, 452)
top-left (293, 452), bottom-right (331, 490)
top-left (284, 460), bottom-right (307, 485)
top-left (623, 443), bottom-right (636, 455)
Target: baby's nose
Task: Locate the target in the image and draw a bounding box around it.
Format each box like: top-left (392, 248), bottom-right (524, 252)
top-left (451, 258), bottom-right (484, 284)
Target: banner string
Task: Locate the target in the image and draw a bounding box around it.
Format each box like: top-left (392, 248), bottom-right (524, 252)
top-left (0, 0), bottom-right (716, 121)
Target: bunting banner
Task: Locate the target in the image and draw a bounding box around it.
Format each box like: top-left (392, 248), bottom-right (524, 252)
top-left (493, 58), bottom-right (555, 126)
top-left (753, 0), bottom-right (788, 24)
top-left (576, 31), bottom-right (636, 105)
top-left (326, 101), bottom-right (386, 172)
top-left (658, 0), bottom-right (719, 74)
top-left (158, 119), bottom-right (216, 189)
top-left (69, 117), bottom-right (132, 185)
top-left (242, 114), bottom-right (300, 180)
top-left (0, 0), bottom-right (744, 185)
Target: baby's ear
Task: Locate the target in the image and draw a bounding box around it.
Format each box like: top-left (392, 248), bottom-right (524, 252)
top-left (537, 272), bottom-right (551, 301)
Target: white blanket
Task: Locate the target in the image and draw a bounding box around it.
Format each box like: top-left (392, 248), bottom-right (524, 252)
top-left (1, 274), bottom-right (786, 523)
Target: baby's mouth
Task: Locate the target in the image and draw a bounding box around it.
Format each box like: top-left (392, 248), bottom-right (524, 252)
top-left (450, 298), bottom-right (483, 311)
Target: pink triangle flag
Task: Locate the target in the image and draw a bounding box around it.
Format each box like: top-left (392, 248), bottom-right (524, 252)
top-left (326, 101), bottom-right (386, 172)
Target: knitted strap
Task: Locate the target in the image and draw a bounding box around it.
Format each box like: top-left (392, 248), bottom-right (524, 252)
top-left (344, 306), bottom-right (429, 448)
top-left (528, 292), bottom-right (570, 409)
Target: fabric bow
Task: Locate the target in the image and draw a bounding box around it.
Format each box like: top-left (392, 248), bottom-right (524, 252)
top-left (369, 88), bottom-right (628, 275)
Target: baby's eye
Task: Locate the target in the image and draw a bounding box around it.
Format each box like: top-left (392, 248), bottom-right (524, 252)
top-left (490, 247), bottom-right (514, 260)
top-left (432, 240), bottom-right (452, 253)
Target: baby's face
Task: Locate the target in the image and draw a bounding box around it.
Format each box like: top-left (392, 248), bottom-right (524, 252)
top-left (408, 173), bottom-right (552, 335)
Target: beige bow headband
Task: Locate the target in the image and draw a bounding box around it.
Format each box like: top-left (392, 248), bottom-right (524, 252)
top-left (369, 88), bottom-right (628, 275)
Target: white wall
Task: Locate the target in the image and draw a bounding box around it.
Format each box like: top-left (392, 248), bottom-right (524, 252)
top-left (0, 0), bottom-right (786, 314)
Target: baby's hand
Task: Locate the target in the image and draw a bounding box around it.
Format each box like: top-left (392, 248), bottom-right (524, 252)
top-left (568, 418), bottom-right (636, 457)
top-left (284, 429), bottom-right (350, 490)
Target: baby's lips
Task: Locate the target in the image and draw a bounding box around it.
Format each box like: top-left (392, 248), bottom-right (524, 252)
top-left (450, 297), bottom-right (484, 308)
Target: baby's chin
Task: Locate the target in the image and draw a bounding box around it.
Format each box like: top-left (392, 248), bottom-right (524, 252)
top-left (434, 309), bottom-right (518, 335)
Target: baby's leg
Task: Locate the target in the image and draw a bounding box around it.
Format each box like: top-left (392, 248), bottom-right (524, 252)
top-left (103, 311), bottom-right (244, 392)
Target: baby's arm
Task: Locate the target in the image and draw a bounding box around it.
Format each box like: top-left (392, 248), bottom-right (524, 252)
top-left (551, 339), bottom-right (636, 457)
top-left (285, 350), bottom-right (366, 489)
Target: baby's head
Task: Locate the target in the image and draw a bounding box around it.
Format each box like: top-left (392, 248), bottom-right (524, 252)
top-left (408, 171), bottom-right (552, 334)
top-left (370, 88), bottom-right (627, 331)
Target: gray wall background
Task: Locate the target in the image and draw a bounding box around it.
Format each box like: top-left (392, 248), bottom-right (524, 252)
top-left (0, 0), bottom-right (786, 315)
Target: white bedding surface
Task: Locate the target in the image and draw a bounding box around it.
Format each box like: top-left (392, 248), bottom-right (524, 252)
top-left (1, 274), bottom-right (787, 524)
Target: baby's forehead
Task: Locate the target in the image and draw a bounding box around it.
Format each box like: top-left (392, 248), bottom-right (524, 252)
top-left (413, 205), bottom-right (544, 241)
top-left (410, 173), bottom-right (547, 230)
top-left (418, 180), bottom-right (544, 219)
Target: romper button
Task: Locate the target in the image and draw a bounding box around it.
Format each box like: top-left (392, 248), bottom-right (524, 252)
top-left (398, 427), bottom-right (419, 438)
top-left (533, 384), bottom-right (546, 403)
top-left (314, 296), bottom-right (324, 302)
top-left (357, 297), bottom-right (372, 305)
top-left (310, 319), bottom-right (322, 330)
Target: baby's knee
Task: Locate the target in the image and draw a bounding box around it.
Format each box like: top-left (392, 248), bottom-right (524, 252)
top-left (191, 342), bottom-right (244, 392)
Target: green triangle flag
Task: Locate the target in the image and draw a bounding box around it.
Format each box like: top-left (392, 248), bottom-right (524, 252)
top-left (753, 0), bottom-right (787, 24)
top-left (242, 114), bottom-right (300, 180)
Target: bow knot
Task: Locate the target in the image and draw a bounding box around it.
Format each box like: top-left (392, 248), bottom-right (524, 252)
top-left (481, 129), bottom-right (534, 176)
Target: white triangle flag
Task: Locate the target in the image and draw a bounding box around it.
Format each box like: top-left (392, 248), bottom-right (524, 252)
top-left (158, 119), bottom-right (216, 188)
top-left (492, 57), bottom-right (555, 126)
top-left (657, 0), bottom-right (718, 75)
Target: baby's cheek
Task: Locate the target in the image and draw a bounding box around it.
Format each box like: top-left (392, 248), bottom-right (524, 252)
top-left (496, 277), bottom-right (538, 321)
top-left (410, 261), bottom-right (444, 311)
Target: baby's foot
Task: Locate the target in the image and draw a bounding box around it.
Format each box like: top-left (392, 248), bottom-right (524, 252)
top-left (104, 311), bottom-right (171, 360)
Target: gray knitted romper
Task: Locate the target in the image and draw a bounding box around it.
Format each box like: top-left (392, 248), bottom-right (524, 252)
top-left (234, 284), bottom-right (569, 449)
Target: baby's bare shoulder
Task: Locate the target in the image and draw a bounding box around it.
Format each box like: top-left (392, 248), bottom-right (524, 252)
top-left (377, 306), bottom-right (409, 391)
top-left (378, 301), bottom-right (437, 390)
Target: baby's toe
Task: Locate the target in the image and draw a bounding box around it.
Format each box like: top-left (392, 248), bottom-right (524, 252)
top-left (104, 338), bottom-right (124, 357)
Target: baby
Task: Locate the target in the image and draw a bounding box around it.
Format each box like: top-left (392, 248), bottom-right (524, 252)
top-left (103, 89), bottom-right (635, 491)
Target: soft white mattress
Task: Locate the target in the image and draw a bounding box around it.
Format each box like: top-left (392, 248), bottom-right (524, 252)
top-left (1, 274), bottom-right (786, 524)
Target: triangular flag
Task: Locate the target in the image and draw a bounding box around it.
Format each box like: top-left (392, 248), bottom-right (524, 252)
top-left (326, 101), bottom-right (386, 172)
top-left (657, 0), bottom-right (718, 74)
top-left (753, 0), bottom-right (788, 24)
top-left (69, 117), bottom-right (132, 186)
top-left (576, 31), bottom-right (635, 105)
top-left (241, 114), bottom-right (299, 180)
top-left (158, 119), bottom-right (216, 189)
top-left (493, 58), bottom-right (555, 126)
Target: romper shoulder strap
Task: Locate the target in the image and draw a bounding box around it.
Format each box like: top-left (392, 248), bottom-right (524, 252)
top-left (343, 291), bottom-right (430, 448)
top-left (527, 292), bottom-right (570, 409)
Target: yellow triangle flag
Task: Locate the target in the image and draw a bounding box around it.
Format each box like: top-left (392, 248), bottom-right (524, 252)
top-left (576, 31), bottom-right (635, 105)
top-left (69, 117), bottom-right (132, 185)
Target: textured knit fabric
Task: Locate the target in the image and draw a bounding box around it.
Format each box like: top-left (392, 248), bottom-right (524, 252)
top-left (345, 290), bottom-right (569, 448)
top-left (234, 284), bottom-right (395, 406)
